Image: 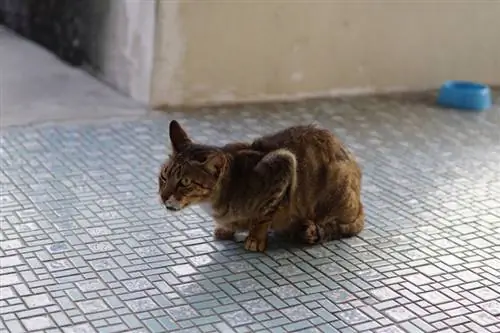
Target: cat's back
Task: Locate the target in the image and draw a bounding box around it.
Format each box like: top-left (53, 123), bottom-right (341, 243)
top-left (252, 124), bottom-right (361, 220)
top-left (251, 124), bottom-right (354, 165)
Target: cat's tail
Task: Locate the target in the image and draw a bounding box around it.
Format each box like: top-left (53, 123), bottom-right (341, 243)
top-left (273, 149), bottom-right (298, 206)
top-left (255, 149), bottom-right (298, 216)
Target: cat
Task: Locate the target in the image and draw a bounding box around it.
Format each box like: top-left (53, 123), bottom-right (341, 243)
top-left (158, 120), bottom-right (364, 252)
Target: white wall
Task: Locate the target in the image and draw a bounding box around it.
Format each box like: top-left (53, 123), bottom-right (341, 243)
top-left (84, 1), bottom-right (500, 107)
top-left (151, 1), bottom-right (500, 107)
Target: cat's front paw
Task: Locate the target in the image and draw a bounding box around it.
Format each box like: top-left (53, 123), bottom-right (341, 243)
top-left (214, 227), bottom-right (235, 240)
top-left (244, 236), bottom-right (267, 252)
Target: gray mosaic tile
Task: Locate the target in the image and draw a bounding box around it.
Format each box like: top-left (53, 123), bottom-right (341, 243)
top-left (222, 310), bottom-right (254, 327)
top-left (1, 93), bottom-right (499, 332)
top-left (166, 305), bottom-right (199, 321)
top-left (281, 305), bottom-right (315, 321)
top-left (22, 315), bottom-right (54, 331)
top-left (24, 293), bottom-right (54, 308)
top-left (241, 299), bottom-right (274, 315)
top-left (77, 300), bottom-right (109, 314)
top-left (125, 298), bottom-right (159, 313)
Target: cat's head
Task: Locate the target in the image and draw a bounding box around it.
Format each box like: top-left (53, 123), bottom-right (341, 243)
top-left (158, 120), bottom-right (227, 211)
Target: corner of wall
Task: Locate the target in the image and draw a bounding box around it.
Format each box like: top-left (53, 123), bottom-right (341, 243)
top-left (85, 0), bottom-right (157, 105)
top-left (149, 0), bottom-right (186, 108)
top-left (125, 0), bottom-right (157, 105)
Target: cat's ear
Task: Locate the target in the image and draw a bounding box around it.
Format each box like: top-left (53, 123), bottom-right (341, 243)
top-left (169, 120), bottom-right (192, 153)
top-left (204, 153), bottom-right (226, 177)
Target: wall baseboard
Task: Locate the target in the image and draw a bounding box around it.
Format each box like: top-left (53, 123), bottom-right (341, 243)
top-left (154, 86), bottom-right (438, 110)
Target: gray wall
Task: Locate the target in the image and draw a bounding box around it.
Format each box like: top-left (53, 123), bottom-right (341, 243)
top-left (1, 0), bottom-right (157, 104)
top-left (82, 0), bottom-right (156, 104)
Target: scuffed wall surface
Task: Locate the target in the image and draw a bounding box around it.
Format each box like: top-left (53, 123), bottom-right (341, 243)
top-left (152, 2), bottom-right (500, 107)
top-left (150, 0), bottom-right (185, 107)
top-left (86, 0), bottom-right (156, 104)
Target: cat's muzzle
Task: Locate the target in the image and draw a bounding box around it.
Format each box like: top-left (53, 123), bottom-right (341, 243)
top-left (164, 196), bottom-right (182, 211)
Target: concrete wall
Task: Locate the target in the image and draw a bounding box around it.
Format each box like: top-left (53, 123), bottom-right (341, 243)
top-left (85, 0), bottom-right (156, 104)
top-left (151, 1), bottom-right (500, 107)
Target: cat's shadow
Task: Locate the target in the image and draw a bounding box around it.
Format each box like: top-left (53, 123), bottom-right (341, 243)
top-left (215, 231), bottom-right (317, 254)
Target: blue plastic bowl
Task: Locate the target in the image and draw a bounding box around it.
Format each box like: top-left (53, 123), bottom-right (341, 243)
top-left (437, 80), bottom-right (492, 111)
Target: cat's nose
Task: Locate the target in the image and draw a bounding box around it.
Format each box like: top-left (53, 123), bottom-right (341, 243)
top-left (159, 189), bottom-right (171, 204)
top-left (164, 196), bottom-right (181, 211)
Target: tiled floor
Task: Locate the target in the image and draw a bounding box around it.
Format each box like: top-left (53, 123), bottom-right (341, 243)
top-left (1, 94), bottom-right (500, 333)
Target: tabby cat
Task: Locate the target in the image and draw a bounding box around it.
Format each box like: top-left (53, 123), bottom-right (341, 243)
top-left (158, 120), bottom-right (364, 252)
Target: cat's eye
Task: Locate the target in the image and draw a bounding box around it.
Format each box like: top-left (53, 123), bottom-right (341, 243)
top-left (180, 178), bottom-right (191, 186)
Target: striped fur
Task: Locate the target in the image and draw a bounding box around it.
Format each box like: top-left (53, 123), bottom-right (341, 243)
top-left (158, 120), bottom-right (364, 251)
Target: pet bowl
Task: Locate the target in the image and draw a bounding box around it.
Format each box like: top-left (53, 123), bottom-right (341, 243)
top-left (437, 80), bottom-right (492, 111)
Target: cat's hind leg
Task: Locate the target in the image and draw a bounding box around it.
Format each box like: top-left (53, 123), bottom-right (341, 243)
top-left (299, 205), bottom-right (365, 244)
top-left (300, 219), bottom-right (339, 244)
top-left (337, 204), bottom-right (365, 238)
top-left (301, 166), bottom-right (365, 244)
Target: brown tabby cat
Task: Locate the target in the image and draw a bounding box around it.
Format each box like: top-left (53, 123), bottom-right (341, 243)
top-left (158, 120), bottom-right (364, 252)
